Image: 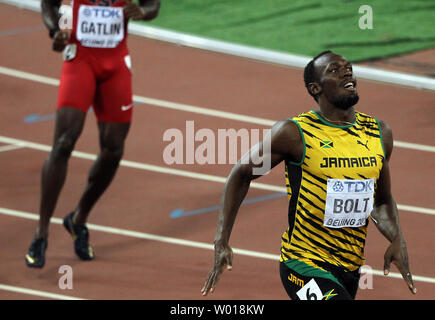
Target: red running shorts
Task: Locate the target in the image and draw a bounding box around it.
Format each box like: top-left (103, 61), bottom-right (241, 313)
top-left (56, 45), bottom-right (133, 123)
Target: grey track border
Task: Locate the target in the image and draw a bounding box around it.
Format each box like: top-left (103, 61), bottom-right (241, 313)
top-left (1, 0), bottom-right (435, 91)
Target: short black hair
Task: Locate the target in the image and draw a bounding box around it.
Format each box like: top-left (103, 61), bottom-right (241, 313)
top-left (304, 50), bottom-right (333, 101)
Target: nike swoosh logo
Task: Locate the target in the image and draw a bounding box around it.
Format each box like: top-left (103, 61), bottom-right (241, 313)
top-left (121, 105), bottom-right (133, 111)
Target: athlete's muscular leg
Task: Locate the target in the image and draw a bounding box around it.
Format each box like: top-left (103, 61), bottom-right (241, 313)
top-left (36, 107), bottom-right (86, 239)
top-left (72, 121), bottom-right (131, 225)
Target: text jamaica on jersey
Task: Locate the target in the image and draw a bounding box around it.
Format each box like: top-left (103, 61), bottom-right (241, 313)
top-left (87, 0), bottom-right (123, 6)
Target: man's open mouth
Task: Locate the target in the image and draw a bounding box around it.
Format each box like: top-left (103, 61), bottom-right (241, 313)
top-left (343, 81), bottom-right (356, 91)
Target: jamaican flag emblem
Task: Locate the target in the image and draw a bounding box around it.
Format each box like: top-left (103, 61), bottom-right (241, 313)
top-left (320, 141), bottom-right (333, 148)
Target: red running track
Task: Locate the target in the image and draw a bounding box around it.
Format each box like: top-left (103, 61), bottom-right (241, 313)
top-left (0, 4), bottom-right (434, 300)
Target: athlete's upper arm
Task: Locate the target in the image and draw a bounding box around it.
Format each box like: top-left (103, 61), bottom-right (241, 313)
top-left (379, 119), bottom-right (393, 161)
top-left (237, 119), bottom-right (303, 179)
top-left (270, 119), bottom-right (304, 163)
top-left (375, 119), bottom-right (394, 205)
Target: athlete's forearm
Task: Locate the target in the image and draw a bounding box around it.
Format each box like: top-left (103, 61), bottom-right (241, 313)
top-left (214, 164), bottom-right (253, 245)
top-left (371, 195), bottom-right (404, 243)
top-left (41, 0), bottom-right (62, 35)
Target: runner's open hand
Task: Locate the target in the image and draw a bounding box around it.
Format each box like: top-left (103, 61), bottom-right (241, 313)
top-left (201, 242), bottom-right (233, 296)
top-left (124, 2), bottom-right (146, 20)
top-left (383, 237), bottom-right (417, 294)
top-left (52, 30), bottom-right (69, 52)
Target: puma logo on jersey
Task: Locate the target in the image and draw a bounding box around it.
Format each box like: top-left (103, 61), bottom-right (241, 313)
top-left (357, 140), bottom-right (370, 151)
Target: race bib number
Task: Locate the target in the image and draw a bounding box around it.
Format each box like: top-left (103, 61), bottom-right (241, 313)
top-left (323, 178), bottom-right (375, 228)
top-left (76, 5), bottom-right (124, 48)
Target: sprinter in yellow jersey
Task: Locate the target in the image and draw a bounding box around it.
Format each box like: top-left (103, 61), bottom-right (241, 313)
top-left (202, 51), bottom-right (417, 300)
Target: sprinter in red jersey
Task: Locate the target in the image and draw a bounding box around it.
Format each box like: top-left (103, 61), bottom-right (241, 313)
top-left (25, 0), bottom-right (160, 268)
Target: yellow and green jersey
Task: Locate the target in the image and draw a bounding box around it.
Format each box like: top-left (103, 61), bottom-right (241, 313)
top-left (280, 110), bottom-right (385, 272)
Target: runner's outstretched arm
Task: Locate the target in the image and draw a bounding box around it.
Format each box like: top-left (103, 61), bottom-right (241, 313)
top-left (201, 120), bottom-right (303, 296)
top-left (370, 120), bottom-right (417, 294)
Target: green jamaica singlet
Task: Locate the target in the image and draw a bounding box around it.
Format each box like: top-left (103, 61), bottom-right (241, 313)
top-left (280, 110), bottom-right (385, 272)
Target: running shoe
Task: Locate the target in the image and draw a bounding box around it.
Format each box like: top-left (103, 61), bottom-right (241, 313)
top-left (63, 212), bottom-right (94, 261)
top-left (25, 238), bottom-right (48, 268)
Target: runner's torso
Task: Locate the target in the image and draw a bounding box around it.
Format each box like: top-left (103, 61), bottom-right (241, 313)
top-left (69, 0), bottom-right (129, 51)
top-left (280, 110), bottom-right (385, 271)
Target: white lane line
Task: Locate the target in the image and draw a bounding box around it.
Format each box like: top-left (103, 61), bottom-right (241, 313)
top-left (1, 206), bottom-right (434, 284)
top-left (0, 0), bottom-right (40, 11)
top-left (397, 204), bottom-right (435, 216)
top-left (0, 206), bottom-right (275, 260)
top-left (1, 0), bottom-right (435, 90)
top-left (0, 135), bottom-right (282, 193)
top-left (363, 270), bottom-right (435, 285)
top-left (132, 95), bottom-right (274, 127)
top-left (0, 66), bottom-right (272, 127)
top-left (0, 284), bottom-right (85, 300)
top-left (393, 141), bottom-right (435, 153)
top-left (1, 66), bottom-right (435, 153)
top-left (0, 144), bottom-right (25, 152)
top-left (0, 66), bottom-right (60, 86)
top-left (0, 134), bottom-right (434, 215)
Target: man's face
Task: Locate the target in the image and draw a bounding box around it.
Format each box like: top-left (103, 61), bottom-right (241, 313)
top-left (313, 53), bottom-right (359, 109)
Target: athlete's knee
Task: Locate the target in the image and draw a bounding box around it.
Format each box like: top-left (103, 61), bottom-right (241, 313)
top-left (98, 122), bottom-right (130, 161)
top-left (51, 132), bottom-right (79, 159)
top-left (51, 107), bottom-right (85, 159)
top-left (100, 142), bottom-right (124, 162)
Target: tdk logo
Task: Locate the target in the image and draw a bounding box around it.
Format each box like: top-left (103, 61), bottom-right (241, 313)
top-left (332, 181), bottom-right (344, 192)
top-left (340, 180), bottom-right (374, 193)
top-left (86, 7), bottom-right (123, 19)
